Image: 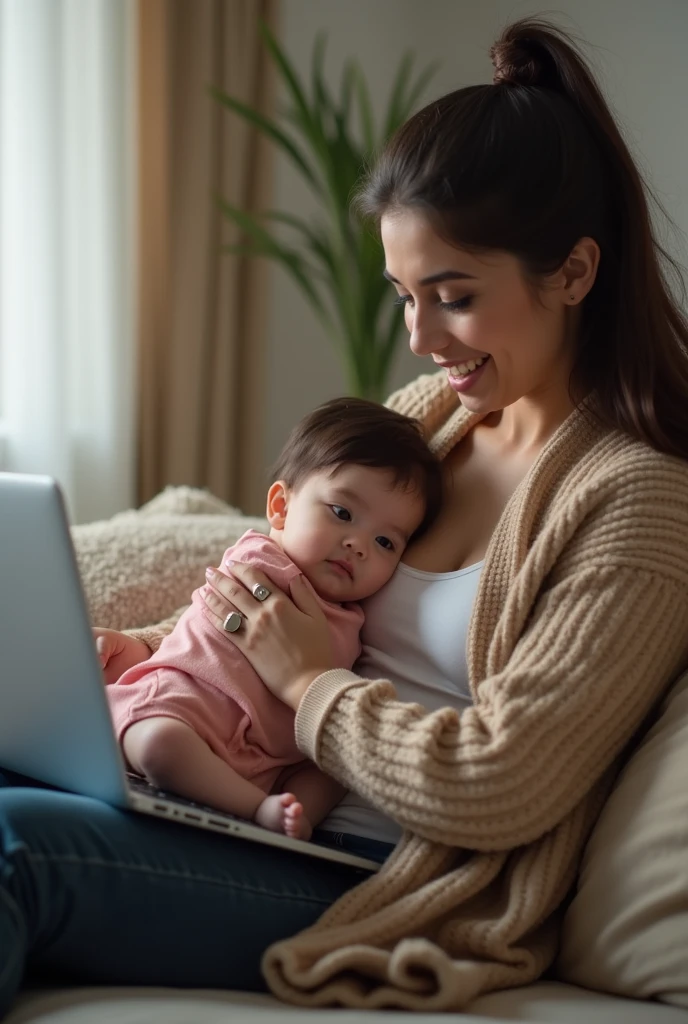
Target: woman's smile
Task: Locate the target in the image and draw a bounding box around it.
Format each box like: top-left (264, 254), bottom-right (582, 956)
top-left (441, 355), bottom-right (492, 393)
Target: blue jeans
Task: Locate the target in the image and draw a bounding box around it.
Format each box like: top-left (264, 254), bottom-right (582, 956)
top-left (0, 770), bottom-right (392, 1019)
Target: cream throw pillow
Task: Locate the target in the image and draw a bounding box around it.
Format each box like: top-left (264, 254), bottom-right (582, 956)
top-left (558, 667), bottom-right (688, 1006)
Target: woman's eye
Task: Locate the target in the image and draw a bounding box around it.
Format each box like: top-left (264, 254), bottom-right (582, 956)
top-left (439, 295), bottom-right (474, 312)
top-left (376, 536), bottom-right (394, 551)
top-left (331, 505), bottom-right (351, 521)
top-left (393, 294), bottom-right (474, 312)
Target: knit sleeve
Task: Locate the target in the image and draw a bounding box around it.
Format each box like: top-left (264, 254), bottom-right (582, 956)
top-left (124, 604), bottom-right (189, 653)
top-left (295, 563), bottom-right (688, 851)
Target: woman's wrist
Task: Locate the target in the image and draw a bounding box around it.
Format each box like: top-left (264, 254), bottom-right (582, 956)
top-left (294, 669), bottom-right (364, 762)
top-left (285, 669), bottom-right (329, 712)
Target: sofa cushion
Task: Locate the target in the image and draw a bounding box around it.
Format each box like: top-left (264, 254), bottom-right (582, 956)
top-left (8, 984), bottom-right (688, 1023)
top-left (557, 667), bottom-right (688, 1006)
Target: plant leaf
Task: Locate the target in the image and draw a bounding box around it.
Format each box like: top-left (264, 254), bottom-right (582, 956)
top-left (214, 25), bottom-right (440, 398)
top-left (217, 198), bottom-right (333, 331)
top-left (210, 86), bottom-right (320, 192)
top-left (263, 210), bottom-right (337, 276)
top-left (259, 22), bottom-right (329, 166)
top-left (383, 51), bottom-right (414, 140)
top-left (311, 32), bottom-right (334, 138)
top-left (352, 62), bottom-right (375, 154)
top-left (338, 60), bottom-right (355, 130)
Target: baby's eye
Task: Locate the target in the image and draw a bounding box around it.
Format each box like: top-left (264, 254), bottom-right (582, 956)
top-left (330, 505), bottom-right (351, 521)
top-left (376, 536), bottom-right (395, 551)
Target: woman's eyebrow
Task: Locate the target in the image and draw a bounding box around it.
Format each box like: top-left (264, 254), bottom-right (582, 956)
top-left (383, 269), bottom-right (478, 285)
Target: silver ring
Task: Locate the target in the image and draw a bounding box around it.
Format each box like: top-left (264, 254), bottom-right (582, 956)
top-left (251, 583), bottom-right (271, 602)
top-left (222, 611), bottom-right (243, 633)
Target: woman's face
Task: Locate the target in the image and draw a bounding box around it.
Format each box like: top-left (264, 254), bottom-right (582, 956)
top-left (380, 209), bottom-right (575, 417)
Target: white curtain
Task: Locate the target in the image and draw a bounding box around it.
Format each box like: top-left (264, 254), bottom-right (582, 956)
top-left (0, 0), bottom-right (136, 523)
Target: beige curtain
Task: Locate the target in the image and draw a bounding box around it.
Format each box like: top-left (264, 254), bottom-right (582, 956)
top-left (137, 0), bottom-right (276, 514)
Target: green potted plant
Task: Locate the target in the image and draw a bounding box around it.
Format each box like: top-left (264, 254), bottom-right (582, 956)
top-left (212, 25), bottom-right (437, 401)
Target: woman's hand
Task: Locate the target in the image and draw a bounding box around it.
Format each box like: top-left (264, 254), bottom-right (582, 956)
top-left (201, 565), bottom-right (335, 711)
top-left (93, 628), bottom-right (152, 685)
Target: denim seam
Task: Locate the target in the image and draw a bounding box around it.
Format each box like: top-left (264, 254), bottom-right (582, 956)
top-left (25, 853), bottom-right (334, 906)
top-left (0, 885), bottom-right (25, 992)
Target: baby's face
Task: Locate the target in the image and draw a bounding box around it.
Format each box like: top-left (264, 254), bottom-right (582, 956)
top-left (278, 465), bottom-right (426, 602)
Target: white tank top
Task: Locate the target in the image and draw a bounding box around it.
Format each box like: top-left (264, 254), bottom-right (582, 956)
top-left (321, 559), bottom-right (483, 844)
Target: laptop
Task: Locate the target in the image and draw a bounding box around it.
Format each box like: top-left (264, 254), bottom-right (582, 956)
top-left (0, 472), bottom-right (380, 873)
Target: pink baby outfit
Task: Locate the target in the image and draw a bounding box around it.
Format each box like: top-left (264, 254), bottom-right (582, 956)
top-left (107, 530), bottom-right (363, 793)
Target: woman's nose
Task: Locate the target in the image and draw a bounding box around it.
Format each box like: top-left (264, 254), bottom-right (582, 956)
top-left (408, 307), bottom-right (446, 358)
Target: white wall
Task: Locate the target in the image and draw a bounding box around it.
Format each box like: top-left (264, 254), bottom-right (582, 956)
top-left (261, 0), bottom-right (688, 492)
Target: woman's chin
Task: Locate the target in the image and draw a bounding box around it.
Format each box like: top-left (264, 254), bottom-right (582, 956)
top-left (453, 390), bottom-right (498, 415)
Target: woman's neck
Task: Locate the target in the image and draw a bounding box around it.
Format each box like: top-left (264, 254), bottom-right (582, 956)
top-left (482, 380), bottom-right (576, 456)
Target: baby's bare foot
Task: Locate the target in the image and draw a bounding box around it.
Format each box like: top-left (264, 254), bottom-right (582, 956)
top-left (254, 792), bottom-right (312, 841)
top-left (282, 794), bottom-right (313, 841)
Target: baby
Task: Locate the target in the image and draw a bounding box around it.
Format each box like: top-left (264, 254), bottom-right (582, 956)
top-left (105, 398), bottom-right (442, 840)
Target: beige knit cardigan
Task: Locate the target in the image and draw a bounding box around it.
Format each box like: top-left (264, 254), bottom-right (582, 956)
top-left (134, 371), bottom-right (688, 1011)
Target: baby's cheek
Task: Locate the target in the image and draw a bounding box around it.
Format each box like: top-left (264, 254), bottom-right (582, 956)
top-left (377, 563), bottom-right (400, 588)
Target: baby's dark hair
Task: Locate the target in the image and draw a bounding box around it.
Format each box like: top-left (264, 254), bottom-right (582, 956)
top-left (271, 397), bottom-right (442, 540)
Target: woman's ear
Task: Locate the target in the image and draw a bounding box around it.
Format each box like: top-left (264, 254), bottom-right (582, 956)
top-left (266, 481), bottom-right (289, 529)
top-left (560, 236), bottom-right (601, 305)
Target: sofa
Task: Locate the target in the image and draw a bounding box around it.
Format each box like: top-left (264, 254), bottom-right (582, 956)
top-left (6, 981), bottom-right (688, 1023)
top-left (8, 487), bottom-right (687, 1023)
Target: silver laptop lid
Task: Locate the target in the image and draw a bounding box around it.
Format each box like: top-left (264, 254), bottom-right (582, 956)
top-left (0, 472), bottom-right (130, 804)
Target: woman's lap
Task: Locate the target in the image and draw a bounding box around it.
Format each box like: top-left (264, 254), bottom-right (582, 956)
top-left (0, 771), bottom-right (373, 1017)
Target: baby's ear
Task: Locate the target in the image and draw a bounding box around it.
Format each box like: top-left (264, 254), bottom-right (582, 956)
top-left (266, 481), bottom-right (289, 529)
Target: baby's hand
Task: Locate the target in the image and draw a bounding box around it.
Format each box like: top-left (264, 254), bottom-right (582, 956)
top-left (92, 628), bottom-right (152, 685)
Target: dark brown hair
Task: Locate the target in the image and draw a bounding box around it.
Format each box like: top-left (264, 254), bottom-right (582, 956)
top-left (271, 397), bottom-right (442, 538)
top-left (355, 18), bottom-right (688, 459)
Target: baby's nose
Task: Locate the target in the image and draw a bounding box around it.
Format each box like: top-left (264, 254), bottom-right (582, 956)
top-left (344, 537), bottom-right (365, 558)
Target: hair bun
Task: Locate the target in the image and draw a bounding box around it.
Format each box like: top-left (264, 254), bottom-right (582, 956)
top-left (489, 20), bottom-right (564, 89)
top-left (489, 38), bottom-right (542, 87)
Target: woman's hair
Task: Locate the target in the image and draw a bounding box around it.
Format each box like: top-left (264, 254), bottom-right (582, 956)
top-left (355, 19), bottom-right (688, 459)
top-left (271, 397), bottom-right (442, 539)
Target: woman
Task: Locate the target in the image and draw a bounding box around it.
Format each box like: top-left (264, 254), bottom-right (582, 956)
top-left (2, 17), bottom-right (688, 1015)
